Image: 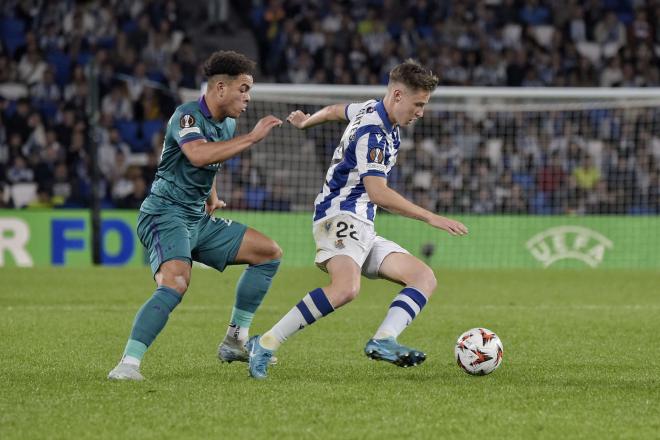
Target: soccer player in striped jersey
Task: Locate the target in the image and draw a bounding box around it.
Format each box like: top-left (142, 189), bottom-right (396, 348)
top-left (247, 60), bottom-right (468, 379)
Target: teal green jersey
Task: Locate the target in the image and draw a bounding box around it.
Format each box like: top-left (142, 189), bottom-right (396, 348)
top-left (140, 96), bottom-right (237, 219)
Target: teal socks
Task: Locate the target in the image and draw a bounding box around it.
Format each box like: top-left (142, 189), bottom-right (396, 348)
top-left (230, 259), bottom-right (280, 327)
top-left (124, 286), bottom-right (182, 360)
top-left (120, 260), bottom-right (279, 364)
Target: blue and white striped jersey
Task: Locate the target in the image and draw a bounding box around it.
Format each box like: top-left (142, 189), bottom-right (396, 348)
top-left (313, 99), bottom-right (401, 225)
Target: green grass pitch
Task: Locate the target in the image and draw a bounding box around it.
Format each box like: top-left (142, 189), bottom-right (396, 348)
top-left (1, 267), bottom-right (659, 439)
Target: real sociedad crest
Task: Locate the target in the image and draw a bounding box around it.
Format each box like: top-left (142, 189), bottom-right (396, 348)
top-left (526, 226), bottom-right (613, 268)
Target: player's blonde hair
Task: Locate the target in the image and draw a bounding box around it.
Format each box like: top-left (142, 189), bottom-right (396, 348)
top-left (388, 60), bottom-right (438, 92)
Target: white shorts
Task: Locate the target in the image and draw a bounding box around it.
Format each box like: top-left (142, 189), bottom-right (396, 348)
top-left (313, 214), bottom-right (410, 279)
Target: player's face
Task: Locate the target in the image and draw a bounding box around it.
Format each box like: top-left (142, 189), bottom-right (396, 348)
top-left (393, 87), bottom-right (431, 126)
top-left (217, 74), bottom-right (253, 118)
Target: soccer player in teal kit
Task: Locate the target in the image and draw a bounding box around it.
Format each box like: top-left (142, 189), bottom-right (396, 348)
top-left (109, 51), bottom-right (283, 380)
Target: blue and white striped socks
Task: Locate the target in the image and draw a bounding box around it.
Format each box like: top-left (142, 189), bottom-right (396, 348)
top-left (260, 288), bottom-right (334, 350)
top-left (373, 287), bottom-right (428, 340)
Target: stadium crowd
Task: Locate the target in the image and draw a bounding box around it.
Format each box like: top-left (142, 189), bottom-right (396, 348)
top-left (393, 108), bottom-right (660, 215)
top-left (0, 0), bottom-right (659, 214)
top-left (247, 0), bottom-right (660, 87)
top-left (0, 0), bottom-right (191, 209)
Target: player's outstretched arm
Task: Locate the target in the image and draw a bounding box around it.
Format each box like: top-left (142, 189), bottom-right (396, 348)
top-left (287, 104), bottom-right (347, 129)
top-left (363, 175), bottom-right (468, 236)
top-left (182, 115), bottom-right (282, 167)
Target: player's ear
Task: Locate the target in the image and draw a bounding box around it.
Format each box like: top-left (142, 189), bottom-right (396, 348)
top-left (393, 87), bottom-right (405, 103)
top-left (213, 79), bottom-right (227, 98)
top-left (215, 80), bottom-right (225, 99)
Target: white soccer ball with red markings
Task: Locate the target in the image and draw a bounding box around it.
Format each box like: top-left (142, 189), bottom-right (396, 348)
top-left (455, 328), bottom-right (503, 375)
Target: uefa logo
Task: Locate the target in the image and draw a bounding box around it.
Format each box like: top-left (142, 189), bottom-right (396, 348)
top-left (526, 226), bottom-right (613, 268)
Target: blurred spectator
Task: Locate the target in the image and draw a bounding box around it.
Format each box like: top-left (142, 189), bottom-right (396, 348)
top-left (503, 184), bottom-right (529, 214)
top-left (135, 87), bottom-right (164, 122)
top-left (27, 184), bottom-right (54, 209)
top-left (0, 55), bottom-right (19, 83)
top-left (101, 85), bottom-right (134, 121)
top-left (573, 154), bottom-right (601, 191)
top-left (600, 56), bottom-right (623, 87)
top-left (566, 5), bottom-right (587, 43)
top-left (52, 162), bottom-right (72, 204)
top-left (594, 11), bottom-right (626, 47)
top-left (30, 67), bottom-right (61, 104)
top-left (207, 0), bottom-right (231, 32)
top-left (473, 188), bottom-right (496, 214)
top-left (112, 166), bottom-right (142, 205)
top-left (262, 179), bottom-right (292, 212)
top-left (7, 156), bottom-right (34, 183)
top-left (98, 128), bottom-right (131, 182)
top-left (606, 156), bottom-right (637, 213)
top-left (0, 182), bottom-right (14, 208)
top-left (17, 43), bottom-right (47, 86)
top-left (536, 152), bottom-right (567, 211)
top-left (117, 174), bottom-right (147, 209)
top-left (6, 98), bottom-right (32, 142)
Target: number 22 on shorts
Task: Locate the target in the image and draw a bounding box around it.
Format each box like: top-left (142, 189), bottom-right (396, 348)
top-left (335, 220), bottom-right (359, 241)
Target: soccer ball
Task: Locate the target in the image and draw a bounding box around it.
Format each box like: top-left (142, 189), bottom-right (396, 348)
top-left (455, 328), bottom-right (503, 376)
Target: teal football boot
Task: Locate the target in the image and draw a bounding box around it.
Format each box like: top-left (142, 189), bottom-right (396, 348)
top-left (364, 337), bottom-right (426, 367)
top-left (246, 335), bottom-right (274, 379)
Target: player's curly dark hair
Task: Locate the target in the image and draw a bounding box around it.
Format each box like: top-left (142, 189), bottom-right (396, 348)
top-left (203, 50), bottom-right (256, 78)
top-left (389, 59), bottom-right (438, 92)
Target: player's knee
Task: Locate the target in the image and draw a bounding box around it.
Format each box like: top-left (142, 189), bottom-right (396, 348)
top-left (156, 267), bottom-right (190, 295)
top-left (326, 281), bottom-right (360, 306)
top-left (340, 283), bottom-right (360, 303)
top-left (157, 280), bottom-right (188, 295)
top-left (412, 266), bottom-right (437, 296)
top-left (159, 274), bottom-right (189, 295)
top-left (172, 275), bottom-right (190, 295)
top-left (256, 239), bottom-right (282, 263)
top-left (269, 241), bottom-right (283, 260)
top-left (425, 270), bottom-right (438, 296)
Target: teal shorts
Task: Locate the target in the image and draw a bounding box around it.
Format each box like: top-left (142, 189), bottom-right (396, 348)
top-left (137, 211), bottom-right (248, 275)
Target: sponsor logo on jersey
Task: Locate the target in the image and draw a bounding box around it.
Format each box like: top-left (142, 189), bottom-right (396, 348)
top-left (179, 127), bottom-right (201, 137)
top-left (366, 162), bottom-right (386, 171)
top-left (526, 226), bottom-right (613, 268)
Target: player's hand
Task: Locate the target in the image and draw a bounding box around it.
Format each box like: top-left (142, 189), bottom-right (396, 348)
top-left (429, 215), bottom-right (468, 236)
top-left (205, 198), bottom-right (227, 215)
top-left (250, 115), bottom-right (282, 143)
top-left (287, 110), bottom-right (311, 129)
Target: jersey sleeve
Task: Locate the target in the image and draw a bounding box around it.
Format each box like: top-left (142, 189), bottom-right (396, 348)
top-left (345, 99), bottom-right (377, 121)
top-left (172, 110), bottom-right (206, 147)
top-left (355, 126), bottom-right (387, 178)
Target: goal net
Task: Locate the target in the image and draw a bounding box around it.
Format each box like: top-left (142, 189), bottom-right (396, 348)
top-left (180, 85), bottom-right (660, 269)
